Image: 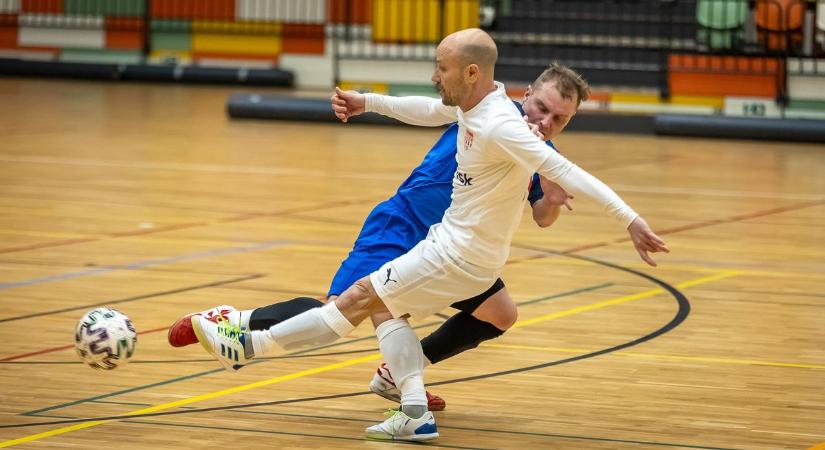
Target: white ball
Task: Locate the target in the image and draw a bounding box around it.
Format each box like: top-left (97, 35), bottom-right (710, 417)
top-left (75, 307), bottom-right (137, 370)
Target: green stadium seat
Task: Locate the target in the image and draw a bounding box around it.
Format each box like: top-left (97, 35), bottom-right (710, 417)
top-left (696, 0), bottom-right (749, 49)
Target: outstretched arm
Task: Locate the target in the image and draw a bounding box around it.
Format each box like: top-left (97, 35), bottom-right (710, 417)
top-left (494, 119), bottom-right (669, 266)
top-left (331, 87), bottom-right (456, 127)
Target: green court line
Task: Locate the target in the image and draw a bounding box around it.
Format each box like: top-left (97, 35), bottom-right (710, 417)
top-left (124, 420), bottom-right (492, 449)
top-left (21, 283), bottom-right (612, 417)
top-left (229, 409), bottom-right (745, 450)
top-left (517, 282), bottom-right (613, 306)
top-left (37, 409), bottom-right (743, 450)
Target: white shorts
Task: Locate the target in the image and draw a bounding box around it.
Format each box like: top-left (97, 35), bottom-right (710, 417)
top-left (370, 237), bottom-right (500, 320)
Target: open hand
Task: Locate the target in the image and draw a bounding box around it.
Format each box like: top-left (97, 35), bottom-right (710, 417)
top-left (627, 216), bottom-right (669, 266)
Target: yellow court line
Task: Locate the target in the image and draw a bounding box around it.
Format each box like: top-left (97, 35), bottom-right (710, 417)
top-left (483, 343), bottom-right (825, 370)
top-left (512, 270), bottom-right (741, 329)
top-left (1, 270), bottom-right (739, 447)
top-left (807, 442), bottom-right (825, 450)
top-left (0, 354), bottom-right (383, 448)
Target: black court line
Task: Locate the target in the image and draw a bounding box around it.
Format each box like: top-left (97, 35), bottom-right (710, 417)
top-left (29, 413), bottom-right (487, 449)
top-left (9, 254), bottom-right (688, 430)
top-left (29, 405), bottom-right (741, 449)
top-left (124, 420), bottom-right (493, 450)
top-left (3, 283), bottom-right (612, 366)
top-left (0, 273), bottom-right (265, 324)
top-left (227, 410), bottom-right (744, 450)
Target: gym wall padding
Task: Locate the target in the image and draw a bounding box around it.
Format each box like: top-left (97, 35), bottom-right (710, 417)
top-left (654, 114), bottom-right (825, 142)
top-left (0, 58), bottom-right (293, 85)
top-left (226, 93), bottom-right (825, 142)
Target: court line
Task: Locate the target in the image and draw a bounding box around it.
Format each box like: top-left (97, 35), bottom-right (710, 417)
top-left (0, 325), bottom-right (169, 362)
top-left (0, 354), bottom-right (384, 448)
top-left (18, 320), bottom-right (442, 417)
top-left (0, 196), bottom-right (382, 255)
top-left (126, 420), bottom-right (492, 450)
top-left (35, 410), bottom-right (743, 450)
top-left (807, 441), bottom-right (825, 450)
top-left (0, 273), bottom-right (264, 325)
top-left (555, 199), bottom-right (825, 254)
top-left (512, 271), bottom-right (740, 329)
top-left (483, 343), bottom-right (825, 370)
top-left (0, 271), bottom-right (721, 446)
top-left (5, 154), bottom-right (822, 202)
top-left (0, 155), bottom-right (404, 181)
top-left (0, 282), bottom-right (613, 365)
top-left (226, 410), bottom-right (744, 450)
top-left (0, 241), bottom-right (286, 290)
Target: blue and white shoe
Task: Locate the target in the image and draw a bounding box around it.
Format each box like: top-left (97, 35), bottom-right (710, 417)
top-left (191, 313), bottom-right (250, 372)
top-left (365, 409), bottom-right (438, 441)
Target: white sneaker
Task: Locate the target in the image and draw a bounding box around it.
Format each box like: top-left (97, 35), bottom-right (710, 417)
top-left (168, 305), bottom-right (237, 348)
top-left (365, 410), bottom-right (438, 441)
top-left (369, 363), bottom-right (447, 410)
top-left (191, 313), bottom-right (250, 372)
top-left (369, 363), bottom-right (401, 402)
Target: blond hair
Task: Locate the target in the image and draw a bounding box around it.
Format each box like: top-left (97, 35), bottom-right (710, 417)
top-left (532, 63), bottom-right (590, 107)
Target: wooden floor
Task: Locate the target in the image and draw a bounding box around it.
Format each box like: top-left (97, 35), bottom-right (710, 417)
top-left (0, 78), bottom-right (824, 450)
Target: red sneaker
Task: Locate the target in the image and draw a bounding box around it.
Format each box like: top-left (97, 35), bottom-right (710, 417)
top-left (167, 305), bottom-right (236, 347)
top-left (368, 363), bottom-right (447, 411)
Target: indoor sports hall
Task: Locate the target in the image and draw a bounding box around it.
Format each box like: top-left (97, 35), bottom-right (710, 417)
top-left (0, 1), bottom-right (823, 449)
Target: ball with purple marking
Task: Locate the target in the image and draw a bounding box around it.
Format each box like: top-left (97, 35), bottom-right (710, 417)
top-left (75, 307), bottom-right (137, 370)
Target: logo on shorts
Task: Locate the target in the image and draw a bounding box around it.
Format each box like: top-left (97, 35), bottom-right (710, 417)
top-left (384, 268), bottom-right (397, 285)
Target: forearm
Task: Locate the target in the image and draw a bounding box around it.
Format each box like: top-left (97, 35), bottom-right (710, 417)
top-left (364, 93), bottom-right (456, 126)
top-left (538, 156), bottom-right (638, 228)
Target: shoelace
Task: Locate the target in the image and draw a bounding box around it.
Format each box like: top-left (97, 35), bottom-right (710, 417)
top-left (381, 409), bottom-right (409, 431)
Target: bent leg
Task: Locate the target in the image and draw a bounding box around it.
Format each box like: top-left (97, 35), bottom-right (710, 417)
top-left (248, 277), bottom-right (381, 356)
top-left (421, 282), bottom-right (516, 364)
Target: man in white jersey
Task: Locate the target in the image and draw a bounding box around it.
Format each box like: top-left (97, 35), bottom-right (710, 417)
top-left (188, 28), bottom-right (668, 442)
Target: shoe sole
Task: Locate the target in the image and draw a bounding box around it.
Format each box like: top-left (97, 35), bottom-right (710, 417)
top-left (365, 430), bottom-right (439, 441)
top-left (167, 315), bottom-right (195, 347)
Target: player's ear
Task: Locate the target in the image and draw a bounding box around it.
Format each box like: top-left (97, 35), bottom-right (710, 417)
top-left (465, 64), bottom-right (479, 83)
top-left (524, 85), bottom-right (533, 102)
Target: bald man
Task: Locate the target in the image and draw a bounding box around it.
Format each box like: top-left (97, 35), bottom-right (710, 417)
top-left (181, 28), bottom-right (668, 442)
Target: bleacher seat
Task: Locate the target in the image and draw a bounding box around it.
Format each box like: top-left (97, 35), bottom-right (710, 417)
top-left (696, 0), bottom-right (749, 49)
top-left (755, 0), bottom-right (804, 51)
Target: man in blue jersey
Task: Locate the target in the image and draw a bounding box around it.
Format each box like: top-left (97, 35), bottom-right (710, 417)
top-left (170, 63), bottom-right (586, 409)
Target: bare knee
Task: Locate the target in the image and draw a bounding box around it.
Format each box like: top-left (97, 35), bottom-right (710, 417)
top-left (334, 277), bottom-right (380, 325)
top-left (472, 288), bottom-right (518, 331)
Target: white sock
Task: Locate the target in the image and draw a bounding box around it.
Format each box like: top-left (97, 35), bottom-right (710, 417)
top-left (227, 310), bottom-right (252, 331)
top-left (376, 318), bottom-right (427, 415)
top-left (250, 302), bottom-right (355, 355)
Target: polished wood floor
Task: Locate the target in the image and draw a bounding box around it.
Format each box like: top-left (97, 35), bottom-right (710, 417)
top-left (0, 78), bottom-right (823, 450)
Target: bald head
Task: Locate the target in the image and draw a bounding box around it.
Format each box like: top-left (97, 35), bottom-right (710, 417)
top-left (440, 28), bottom-right (498, 75)
top-left (432, 28), bottom-right (498, 110)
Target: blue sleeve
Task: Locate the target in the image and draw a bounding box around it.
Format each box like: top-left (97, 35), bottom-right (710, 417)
top-left (527, 141), bottom-right (558, 205)
top-left (528, 173), bottom-right (543, 205)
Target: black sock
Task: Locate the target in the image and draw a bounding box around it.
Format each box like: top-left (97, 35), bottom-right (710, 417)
top-left (421, 311), bottom-right (505, 364)
top-left (248, 297), bottom-right (325, 330)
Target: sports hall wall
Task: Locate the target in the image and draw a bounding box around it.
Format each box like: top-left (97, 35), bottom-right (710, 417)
top-left (1, 0), bottom-right (824, 130)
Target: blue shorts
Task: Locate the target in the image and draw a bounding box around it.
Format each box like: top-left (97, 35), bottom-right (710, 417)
top-left (327, 198), bottom-right (428, 297)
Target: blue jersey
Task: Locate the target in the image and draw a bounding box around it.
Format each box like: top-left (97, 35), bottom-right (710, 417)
top-left (327, 103), bottom-right (556, 296)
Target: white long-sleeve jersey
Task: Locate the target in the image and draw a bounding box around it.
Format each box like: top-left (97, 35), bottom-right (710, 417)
top-left (365, 82), bottom-right (638, 269)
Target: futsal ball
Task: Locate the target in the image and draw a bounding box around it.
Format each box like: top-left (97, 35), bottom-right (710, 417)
top-left (75, 307), bottom-right (137, 370)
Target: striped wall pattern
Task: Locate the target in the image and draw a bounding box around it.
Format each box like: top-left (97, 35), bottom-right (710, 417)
top-left (0, 0), bottom-right (477, 66)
